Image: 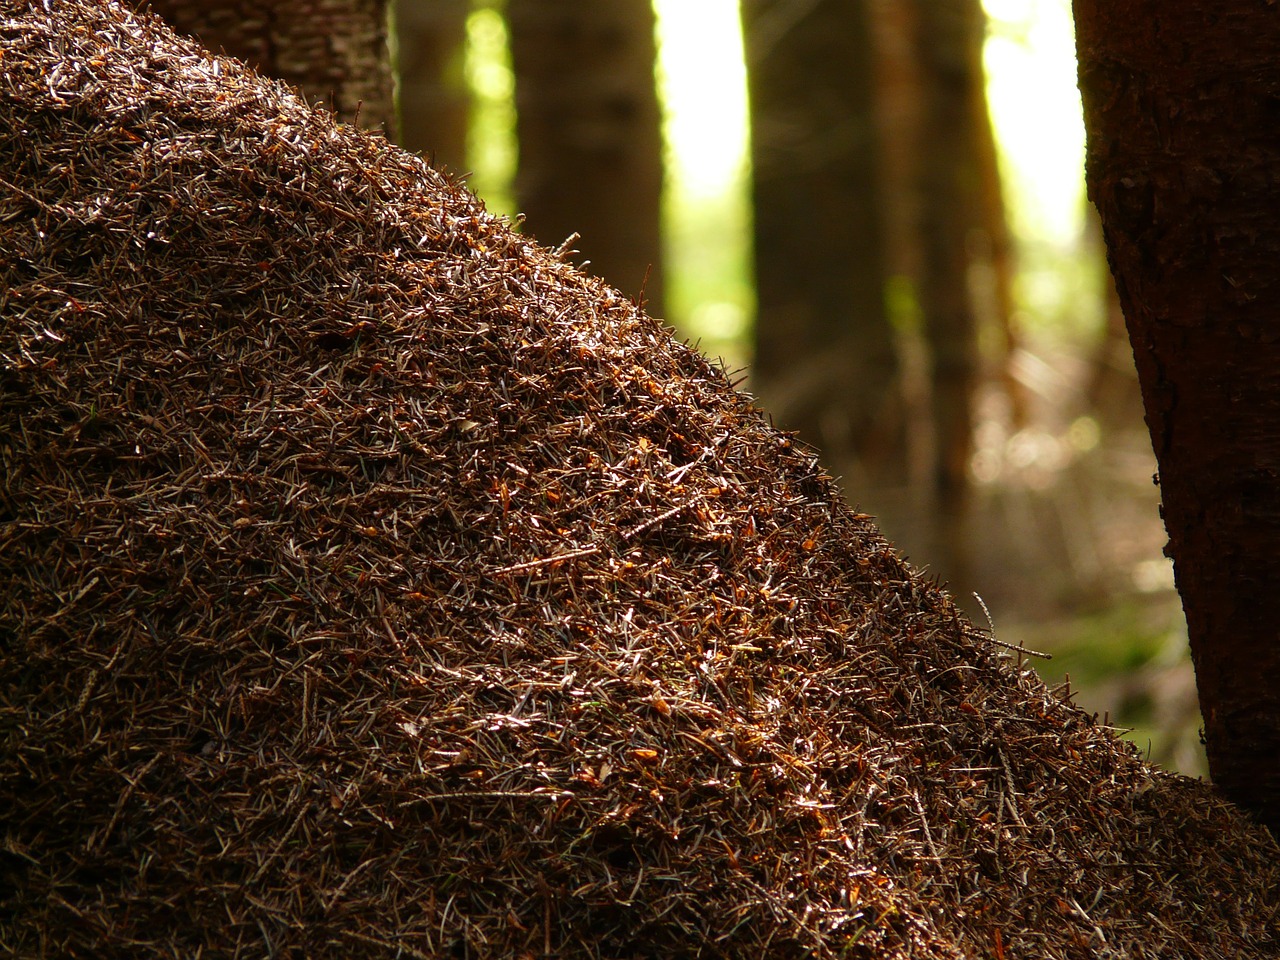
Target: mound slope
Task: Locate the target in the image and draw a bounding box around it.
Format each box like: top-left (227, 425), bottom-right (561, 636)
top-left (1, 2), bottom-right (1277, 957)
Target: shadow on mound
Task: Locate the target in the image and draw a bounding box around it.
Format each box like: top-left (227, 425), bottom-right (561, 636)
top-left (1, 3), bottom-right (1277, 958)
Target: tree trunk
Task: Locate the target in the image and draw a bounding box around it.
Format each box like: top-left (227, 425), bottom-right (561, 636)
top-left (971, 61), bottom-right (1025, 430)
top-left (1083, 205), bottom-right (1144, 427)
top-left (391, 0), bottom-right (470, 170)
top-left (506, 0), bottom-right (664, 314)
top-left (743, 0), bottom-right (900, 483)
top-left (143, 0), bottom-right (395, 135)
top-left (911, 0), bottom-right (987, 589)
top-left (1075, 2), bottom-right (1280, 835)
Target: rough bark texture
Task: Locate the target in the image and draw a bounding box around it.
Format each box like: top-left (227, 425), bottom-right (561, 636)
top-left (142, 0), bottom-right (395, 134)
top-left (1074, 2), bottom-right (1280, 835)
top-left (506, 0), bottom-right (664, 314)
top-left (391, 0), bottom-right (470, 171)
top-left (743, 0), bottom-right (899, 481)
top-left (1083, 208), bottom-right (1144, 427)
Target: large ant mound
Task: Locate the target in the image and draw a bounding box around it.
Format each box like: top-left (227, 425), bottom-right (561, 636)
top-left (2, 2), bottom-right (1276, 957)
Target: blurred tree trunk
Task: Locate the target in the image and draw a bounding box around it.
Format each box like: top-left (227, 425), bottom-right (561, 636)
top-left (391, 0), bottom-right (470, 170)
top-left (143, 0), bottom-right (395, 135)
top-left (868, 0), bottom-right (931, 507)
top-left (910, 0), bottom-right (987, 588)
top-left (1075, 2), bottom-right (1280, 837)
top-left (971, 67), bottom-right (1025, 430)
top-left (743, 0), bottom-right (901, 484)
top-left (506, 0), bottom-right (664, 314)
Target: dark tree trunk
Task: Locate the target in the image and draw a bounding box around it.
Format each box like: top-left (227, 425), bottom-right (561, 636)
top-left (1083, 206), bottom-right (1144, 427)
top-left (506, 0), bottom-right (664, 314)
top-left (391, 0), bottom-right (470, 170)
top-left (143, 0), bottom-right (395, 135)
top-left (911, 0), bottom-right (987, 589)
top-left (743, 0), bottom-right (900, 482)
top-left (1075, 2), bottom-right (1280, 835)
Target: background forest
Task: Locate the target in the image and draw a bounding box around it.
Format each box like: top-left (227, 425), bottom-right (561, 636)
top-left (150, 0), bottom-right (1195, 773)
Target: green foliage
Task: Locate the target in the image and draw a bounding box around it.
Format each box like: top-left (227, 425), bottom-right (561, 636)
top-left (1042, 601), bottom-right (1172, 680)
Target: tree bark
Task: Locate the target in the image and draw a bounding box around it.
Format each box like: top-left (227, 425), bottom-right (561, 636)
top-left (143, 0), bottom-right (395, 135)
top-left (506, 0), bottom-right (664, 314)
top-left (391, 0), bottom-right (470, 170)
top-left (743, 0), bottom-right (900, 482)
top-left (1075, 2), bottom-right (1280, 835)
top-left (1083, 206), bottom-right (1144, 427)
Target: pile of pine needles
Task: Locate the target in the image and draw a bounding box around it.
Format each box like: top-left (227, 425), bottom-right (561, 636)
top-left (1, 2), bottom-right (1276, 957)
